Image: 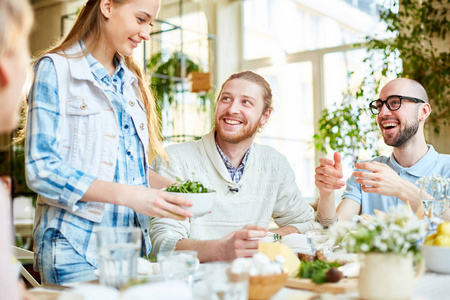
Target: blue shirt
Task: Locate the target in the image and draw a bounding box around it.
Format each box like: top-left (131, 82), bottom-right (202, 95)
top-left (343, 145), bottom-right (450, 215)
top-left (27, 45), bottom-right (148, 268)
top-left (215, 142), bottom-right (250, 183)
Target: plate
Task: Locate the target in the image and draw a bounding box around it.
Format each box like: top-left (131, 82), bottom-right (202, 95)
top-left (94, 258), bottom-right (164, 282)
top-left (94, 257), bottom-right (205, 281)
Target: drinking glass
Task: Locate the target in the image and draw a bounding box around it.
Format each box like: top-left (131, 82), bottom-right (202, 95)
top-left (420, 181), bottom-right (449, 221)
top-left (199, 262), bottom-right (249, 300)
top-left (96, 227), bottom-right (141, 289)
top-left (157, 250), bottom-right (199, 290)
top-left (306, 229), bottom-right (334, 259)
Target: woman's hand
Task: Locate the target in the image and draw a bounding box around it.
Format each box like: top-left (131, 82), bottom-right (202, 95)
top-left (83, 180), bottom-right (193, 220)
top-left (126, 185), bottom-right (194, 220)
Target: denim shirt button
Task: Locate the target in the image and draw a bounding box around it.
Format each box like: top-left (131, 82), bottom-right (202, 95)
top-left (129, 100), bottom-right (135, 107)
top-left (140, 123), bottom-right (145, 130)
top-left (80, 104), bottom-right (86, 110)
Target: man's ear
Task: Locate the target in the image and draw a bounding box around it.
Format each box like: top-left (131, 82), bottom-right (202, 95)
top-left (260, 107), bottom-right (273, 126)
top-left (0, 60), bottom-right (10, 88)
top-left (99, 0), bottom-right (114, 19)
top-left (419, 103), bottom-right (431, 122)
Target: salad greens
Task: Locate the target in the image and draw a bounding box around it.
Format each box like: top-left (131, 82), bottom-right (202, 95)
top-left (297, 259), bottom-right (341, 284)
top-left (165, 177), bottom-right (213, 193)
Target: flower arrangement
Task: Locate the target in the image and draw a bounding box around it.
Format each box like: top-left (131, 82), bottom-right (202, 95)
top-left (330, 206), bottom-right (428, 262)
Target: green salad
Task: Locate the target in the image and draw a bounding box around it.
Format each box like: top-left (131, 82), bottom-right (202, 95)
top-left (165, 177), bottom-right (213, 193)
top-left (297, 259), bottom-right (342, 284)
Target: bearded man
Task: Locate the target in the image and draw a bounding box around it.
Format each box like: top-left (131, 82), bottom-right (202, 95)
top-left (149, 71), bottom-right (319, 262)
top-left (314, 78), bottom-right (450, 227)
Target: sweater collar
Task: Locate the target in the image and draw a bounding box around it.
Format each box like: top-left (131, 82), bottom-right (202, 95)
top-left (203, 129), bottom-right (254, 184)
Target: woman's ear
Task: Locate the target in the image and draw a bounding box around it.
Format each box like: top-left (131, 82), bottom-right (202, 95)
top-left (99, 0), bottom-right (114, 19)
top-left (0, 60), bottom-right (10, 88)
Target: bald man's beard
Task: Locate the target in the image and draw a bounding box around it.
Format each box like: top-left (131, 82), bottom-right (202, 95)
top-left (383, 117), bottom-right (419, 148)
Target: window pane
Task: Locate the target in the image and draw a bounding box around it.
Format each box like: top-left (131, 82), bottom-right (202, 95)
top-left (243, 0), bottom-right (388, 60)
top-left (253, 62), bottom-right (316, 202)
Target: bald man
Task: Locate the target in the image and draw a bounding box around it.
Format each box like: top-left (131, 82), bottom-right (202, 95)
top-left (315, 78), bottom-right (450, 226)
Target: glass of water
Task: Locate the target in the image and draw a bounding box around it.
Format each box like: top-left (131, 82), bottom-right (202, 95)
top-left (199, 262), bottom-right (249, 300)
top-left (96, 227), bottom-right (141, 289)
top-left (306, 229), bottom-right (334, 259)
top-left (420, 180), bottom-right (449, 221)
top-left (157, 250), bottom-right (199, 290)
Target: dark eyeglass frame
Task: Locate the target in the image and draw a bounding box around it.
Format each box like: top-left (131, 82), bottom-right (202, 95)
top-left (369, 95), bottom-right (426, 115)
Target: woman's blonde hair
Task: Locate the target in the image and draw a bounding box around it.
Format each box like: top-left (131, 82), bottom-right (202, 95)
top-left (32, 0), bottom-right (165, 161)
top-left (0, 0), bottom-right (33, 56)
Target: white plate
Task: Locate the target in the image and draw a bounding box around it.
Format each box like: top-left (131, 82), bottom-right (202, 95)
top-left (94, 258), bottom-right (164, 282)
top-left (94, 257), bottom-right (204, 281)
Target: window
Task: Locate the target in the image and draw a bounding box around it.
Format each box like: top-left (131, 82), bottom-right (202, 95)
top-left (243, 0), bottom-right (394, 202)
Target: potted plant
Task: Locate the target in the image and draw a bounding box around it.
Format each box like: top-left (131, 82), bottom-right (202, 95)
top-left (146, 51), bottom-right (212, 118)
top-left (330, 207), bottom-right (428, 299)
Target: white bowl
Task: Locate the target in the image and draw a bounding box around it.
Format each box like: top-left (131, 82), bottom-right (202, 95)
top-left (420, 244), bottom-right (450, 274)
top-left (167, 192), bottom-right (216, 218)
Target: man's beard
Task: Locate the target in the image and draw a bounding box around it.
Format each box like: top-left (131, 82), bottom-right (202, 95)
top-left (383, 118), bottom-right (419, 148)
top-left (215, 116), bottom-right (261, 144)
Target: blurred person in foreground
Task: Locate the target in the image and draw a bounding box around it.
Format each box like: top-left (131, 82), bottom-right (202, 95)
top-left (315, 78), bottom-right (450, 227)
top-left (24, 0), bottom-right (193, 285)
top-left (150, 71), bottom-right (320, 262)
top-left (0, 0), bottom-right (34, 298)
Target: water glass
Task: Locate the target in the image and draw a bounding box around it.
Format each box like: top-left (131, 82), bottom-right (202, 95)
top-left (306, 229), bottom-right (334, 259)
top-left (157, 250), bottom-right (199, 289)
top-left (96, 227), bottom-right (141, 288)
top-left (420, 181), bottom-right (448, 221)
top-left (200, 262), bottom-right (248, 300)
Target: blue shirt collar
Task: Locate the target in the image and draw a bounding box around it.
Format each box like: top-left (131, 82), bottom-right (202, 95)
top-left (215, 141), bottom-right (251, 172)
top-left (387, 145), bottom-right (438, 177)
top-left (80, 40), bottom-right (125, 85)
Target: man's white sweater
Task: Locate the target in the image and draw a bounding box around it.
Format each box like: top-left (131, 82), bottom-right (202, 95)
top-left (150, 130), bottom-right (319, 254)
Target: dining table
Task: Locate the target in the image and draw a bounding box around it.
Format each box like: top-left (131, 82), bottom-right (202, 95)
top-left (27, 233), bottom-right (450, 300)
top-left (28, 270), bottom-right (450, 300)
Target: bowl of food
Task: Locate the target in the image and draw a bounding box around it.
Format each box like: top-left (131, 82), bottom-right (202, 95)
top-left (165, 178), bottom-right (216, 218)
top-left (421, 222), bottom-right (450, 274)
top-left (248, 271), bottom-right (288, 300)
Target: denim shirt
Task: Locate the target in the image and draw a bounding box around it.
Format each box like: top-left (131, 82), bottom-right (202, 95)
top-left (26, 42), bottom-right (152, 268)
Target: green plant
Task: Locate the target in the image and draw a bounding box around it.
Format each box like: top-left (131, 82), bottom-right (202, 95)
top-left (147, 51), bottom-right (212, 116)
top-left (365, 0), bottom-right (450, 132)
top-left (313, 93), bottom-right (379, 162)
top-left (314, 0), bottom-right (450, 158)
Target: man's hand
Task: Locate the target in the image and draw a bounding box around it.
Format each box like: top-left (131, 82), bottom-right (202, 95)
top-left (220, 225), bottom-right (267, 260)
top-left (353, 161), bottom-right (409, 198)
top-left (315, 151), bottom-right (346, 195)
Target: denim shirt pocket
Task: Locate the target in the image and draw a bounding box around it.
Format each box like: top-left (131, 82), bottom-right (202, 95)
top-left (64, 97), bottom-right (102, 169)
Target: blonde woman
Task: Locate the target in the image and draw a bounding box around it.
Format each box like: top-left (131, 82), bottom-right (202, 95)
top-left (0, 0), bottom-right (33, 298)
top-left (26, 0), bottom-right (192, 284)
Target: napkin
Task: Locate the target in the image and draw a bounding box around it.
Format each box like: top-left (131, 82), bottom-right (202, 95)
top-left (57, 284), bottom-right (118, 300)
top-left (121, 280), bottom-right (192, 300)
top-left (57, 281), bottom-right (193, 300)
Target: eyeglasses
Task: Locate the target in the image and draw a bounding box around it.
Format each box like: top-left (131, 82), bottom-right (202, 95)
top-left (369, 95), bottom-right (425, 115)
